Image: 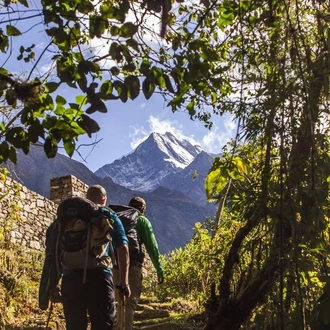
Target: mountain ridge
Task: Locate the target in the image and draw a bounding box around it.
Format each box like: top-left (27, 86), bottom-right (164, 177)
top-left (2, 132), bottom-right (216, 253)
top-left (94, 132), bottom-right (203, 192)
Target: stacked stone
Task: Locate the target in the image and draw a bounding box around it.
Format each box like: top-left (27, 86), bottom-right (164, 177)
top-left (0, 174), bottom-right (89, 251)
top-left (1, 174), bottom-right (154, 285)
top-left (0, 177), bottom-right (56, 250)
top-left (50, 175), bottom-right (89, 204)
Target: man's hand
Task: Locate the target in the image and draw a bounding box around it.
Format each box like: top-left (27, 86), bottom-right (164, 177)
top-left (158, 276), bottom-right (164, 285)
top-left (116, 284), bottom-right (131, 305)
top-left (49, 287), bottom-right (62, 303)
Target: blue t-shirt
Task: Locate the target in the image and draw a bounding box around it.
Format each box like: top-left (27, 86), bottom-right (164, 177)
top-left (107, 210), bottom-right (128, 249)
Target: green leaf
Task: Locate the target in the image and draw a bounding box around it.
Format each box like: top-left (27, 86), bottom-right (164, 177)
top-left (96, 92), bottom-right (119, 100)
top-left (6, 127), bottom-right (28, 149)
top-left (142, 78), bottom-right (155, 100)
top-left (45, 82), bottom-right (60, 93)
top-left (0, 67), bottom-right (8, 75)
top-left (122, 63), bottom-right (136, 72)
top-left (40, 93), bottom-right (54, 109)
top-left (140, 60), bottom-right (151, 74)
top-left (110, 25), bottom-right (120, 36)
top-left (110, 66), bottom-right (120, 76)
top-left (126, 38), bottom-right (139, 52)
top-left (164, 75), bottom-right (175, 93)
top-left (44, 137), bottom-right (58, 158)
top-left (64, 138), bottom-right (75, 157)
top-left (8, 146), bottom-right (17, 164)
top-left (79, 114), bottom-right (100, 137)
top-left (0, 32), bottom-right (9, 53)
top-left (186, 101), bottom-right (195, 116)
top-left (78, 60), bottom-right (99, 74)
top-left (205, 168), bottom-right (227, 200)
top-left (56, 95), bottom-right (67, 106)
top-left (89, 15), bottom-right (108, 38)
top-left (125, 76), bottom-right (140, 100)
top-left (0, 141), bottom-right (9, 163)
top-left (77, 1), bottom-right (94, 14)
top-left (201, 47), bottom-right (220, 61)
top-left (109, 42), bottom-right (123, 62)
top-left (100, 5), bottom-right (125, 21)
top-left (113, 81), bottom-right (128, 102)
top-left (18, 0), bottom-right (29, 7)
top-left (6, 25), bottom-right (21, 36)
top-left (100, 80), bottom-right (113, 95)
top-left (119, 22), bottom-right (138, 38)
top-left (28, 126), bottom-right (39, 143)
top-left (76, 95), bottom-right (87, 105)
top-left (85, 100), bottom-right (107, 114)
top-left (146, 0), bottom-right (162, 12)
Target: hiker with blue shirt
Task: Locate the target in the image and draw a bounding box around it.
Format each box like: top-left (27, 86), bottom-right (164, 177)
top-left (112, 196), bottom-right (164, 330)
top-left (55, 185), bottom-right (130, 330)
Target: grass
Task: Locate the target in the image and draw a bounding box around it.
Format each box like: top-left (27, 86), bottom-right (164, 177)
top-left (0, 245), bottom-right (205, 330)
top-left (0, 246), bottom-right (65, 329)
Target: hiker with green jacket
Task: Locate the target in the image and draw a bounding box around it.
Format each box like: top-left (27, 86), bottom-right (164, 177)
top-left (113, 196), bottom-right (164, 330)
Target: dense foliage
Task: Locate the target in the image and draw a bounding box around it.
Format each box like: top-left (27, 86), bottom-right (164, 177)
top-left (1, 0), bottom-right (330, 329)
top-left (0, 247), bottom-right (53, 329)
top-left (0, 0), bottom-right (219, 163)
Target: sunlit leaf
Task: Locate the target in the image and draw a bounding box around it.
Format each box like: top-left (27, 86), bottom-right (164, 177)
top-left (6, 25), bottom-right (21, 36)
top-left (64, 138), bottom-right (75, 157)
top-left (125, 76), bottom-right (140, 100)
top-left (142, 78), bottom-right (155, 100)
top-left (45, 82), bottom-right (60, 93)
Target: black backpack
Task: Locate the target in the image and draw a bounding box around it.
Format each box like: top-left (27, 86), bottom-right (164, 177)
top-left (109, 204), bottom-right (145, 266)
top-left (39, 197), bottom-right (115, 310)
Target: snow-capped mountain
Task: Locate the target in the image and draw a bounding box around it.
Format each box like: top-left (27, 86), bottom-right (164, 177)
top-left (3, 132), bottom-right (217, 252)
top-left (3, 143), bottom-right (215, 253)
top-left (95, 131), bottom-right (203, 192)
top-left (159, 151), bottom-right (215, 206)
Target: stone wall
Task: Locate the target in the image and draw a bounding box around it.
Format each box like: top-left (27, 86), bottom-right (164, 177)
top-left (50, 175), bottom-right (89, 204)
top-left (0, 173), bottom-right (152, 276)
top-left (0, 174), bottom-right (89, 250)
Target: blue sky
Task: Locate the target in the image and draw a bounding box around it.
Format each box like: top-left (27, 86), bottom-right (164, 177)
top-left (3, 1), bottom-right (237, 173)
top-left (67, 95), bottom-right (237, 172)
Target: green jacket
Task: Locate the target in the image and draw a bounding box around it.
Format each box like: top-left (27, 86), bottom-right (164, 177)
top-left (136, 215), bottom-right (164, 277)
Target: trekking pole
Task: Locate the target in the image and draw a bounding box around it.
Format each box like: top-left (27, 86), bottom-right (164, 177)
top-left (45, 301), bottom-right (54, 329)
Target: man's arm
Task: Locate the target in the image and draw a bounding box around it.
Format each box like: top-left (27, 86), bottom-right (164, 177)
top-left (109, 211), bottom-right (131, 301)
top-left (138, 215), bottom-right (164, 282)
top-left (116, 244), bottom-right (131, 303)
top-left (117, 244), bottom-right (130, 287)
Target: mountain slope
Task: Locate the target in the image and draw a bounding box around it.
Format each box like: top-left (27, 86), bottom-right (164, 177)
top-left (2, 144), bottom-right (214, 253)
top-left (159, 151), bottom-right (214, 206)
top-left (4, 145), bottom-right (100, 198)
top-left (95, 132), bottom-right (203, 191)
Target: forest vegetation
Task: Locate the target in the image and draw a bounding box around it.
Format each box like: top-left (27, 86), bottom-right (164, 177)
top-left (1, 0), bottom-right (330, 329)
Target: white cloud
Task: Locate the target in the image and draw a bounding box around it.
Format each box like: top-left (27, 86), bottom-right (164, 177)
top-left (149, 115), bottom-right (202, 145)
top-left (129, 114), bottom-right (237, 154)
top-left (200, 116), bottom-right (236, 154)
top-left (129, 125), bottom-right (149, 149)
top-left (129, 115), bottom-right (197, 149)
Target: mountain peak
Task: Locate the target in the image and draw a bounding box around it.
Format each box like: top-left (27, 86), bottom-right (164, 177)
top-left (95, 131), bottom-right (203, 191)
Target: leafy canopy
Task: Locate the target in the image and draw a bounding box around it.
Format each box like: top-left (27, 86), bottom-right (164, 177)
top-left (0, 0), bottom-right (235, 163)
